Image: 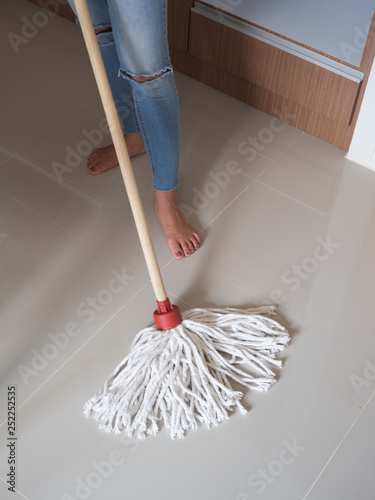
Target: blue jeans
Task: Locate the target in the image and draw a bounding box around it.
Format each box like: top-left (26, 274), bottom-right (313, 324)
top-left (69, 0), bottom-right (180, 191)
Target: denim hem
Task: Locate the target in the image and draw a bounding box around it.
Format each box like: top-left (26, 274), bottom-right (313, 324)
top-left (152, 181), bottom-right (179, 192)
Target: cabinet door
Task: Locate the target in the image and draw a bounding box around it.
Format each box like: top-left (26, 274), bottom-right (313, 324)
top-left (188, 10), bottom-right (360, 125)
top-left (168, 0), bottom-right (195, 51)
top-left (180, 3), bottom-right (375, 150)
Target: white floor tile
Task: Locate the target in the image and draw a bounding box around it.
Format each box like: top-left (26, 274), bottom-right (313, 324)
top-left (257, 133), bottom-right (357, 215)
top-left (164, 179), bottom-right (326, 319)
top-left (1, 2), bottom-right (375, 499)
top-left (0, 0), bottom-right (23, 14)
top-left (0, 153), bottom-right (181, 279)
top-left (0, 192), bottom-right (147, 406)
top-left (178, 126), bottom-right (273, 231)
top-left (0, 23), bottom-right (98, 153)
top-left (0, 480), bottom-right (25, 500)
top-left (304, 411), bottom-right (375, 500)
top-left (0, 1), bottom-right (84, 61)
top-left (176, 72), bottom-right (303, 161)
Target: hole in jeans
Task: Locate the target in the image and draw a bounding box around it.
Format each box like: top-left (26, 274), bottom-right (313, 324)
top-left (129, 69), bottom-right (171, 83)
top-left (95, 26), bottom-right (112, 35)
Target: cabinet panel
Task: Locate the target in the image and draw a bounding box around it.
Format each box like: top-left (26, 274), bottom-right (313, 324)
top-left (168, 0), bottom-right (194, 51)
top-left (188, 11), bottom-right (359, 125)
top-left (201, 0), bottom-right (374, 67)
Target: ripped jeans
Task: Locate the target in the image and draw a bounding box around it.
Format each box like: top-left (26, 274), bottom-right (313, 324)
top-left (68, 0), bottom-right (180, 191)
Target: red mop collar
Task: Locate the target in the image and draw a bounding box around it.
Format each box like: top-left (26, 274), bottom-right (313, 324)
top-left (153, 298), bottom-right (183, 330)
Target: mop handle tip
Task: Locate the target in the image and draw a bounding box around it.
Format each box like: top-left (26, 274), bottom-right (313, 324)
top-left (154, 298), bottom-right (183, 330)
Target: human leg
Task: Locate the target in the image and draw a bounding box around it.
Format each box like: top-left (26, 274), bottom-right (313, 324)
top-left (71, 0), bottom-right (200, 256)
top-left (106, 0), bottom-right (200, 257)
top-left (107, 0), bottom-right (180, 192)
top-left (67, 0), bottom-right (144, 174)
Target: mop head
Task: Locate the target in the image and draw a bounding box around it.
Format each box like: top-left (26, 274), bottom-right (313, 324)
top-left (84, 305), bottom-right (289, 439)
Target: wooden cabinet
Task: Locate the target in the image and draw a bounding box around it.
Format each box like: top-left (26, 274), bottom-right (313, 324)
top-left (169, 1), bottom-right (375, 151)
top-left (189, 10), bottom-right (360, 123)
top-left (168, 0), bottom-right (192, 51)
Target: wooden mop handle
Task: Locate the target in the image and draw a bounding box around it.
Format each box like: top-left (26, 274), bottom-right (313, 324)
top-left (74, 0), bottom-right (167, 302)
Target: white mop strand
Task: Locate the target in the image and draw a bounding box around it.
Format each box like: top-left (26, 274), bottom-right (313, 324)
top-left (84, 306), bottom-right (290, 440)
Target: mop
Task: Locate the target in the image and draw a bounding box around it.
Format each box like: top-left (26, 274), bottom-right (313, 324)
top-left (75, 0), bottom-right (290, 440)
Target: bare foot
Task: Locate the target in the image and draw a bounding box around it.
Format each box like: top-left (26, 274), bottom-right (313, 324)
top-left (154, 189), bottom-right (201, 259)
top-left (87, 132), bottom-right (146, 175)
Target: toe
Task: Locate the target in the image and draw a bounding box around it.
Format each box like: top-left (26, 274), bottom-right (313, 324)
top-left (181, 240), bottom-right (193, 256)
top-left (191, 234), bottom-right (200, 250)
top-left (87, 154), bottom-right (98, 173)
top-left (90, 158), bottom-right (100, 167)
top-left (169, 239), bottom-right (185, 259)
top-left (185, 238), bottom-right (195, 254)
top-left (193, 232), bottom-right (201, 243)
top-left (87, 151), bottom-right (96, 164)
top-left (88, 165), bottom-right (98, 175)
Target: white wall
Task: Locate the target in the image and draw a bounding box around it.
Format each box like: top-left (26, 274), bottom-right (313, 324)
top-left (347, 58), bottom-right (375, 170)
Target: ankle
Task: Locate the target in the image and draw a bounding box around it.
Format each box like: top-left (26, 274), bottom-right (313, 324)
top-left (125, 132), bottom-right (145, 156)
top-left (154, 189), bottom-right (178, 211)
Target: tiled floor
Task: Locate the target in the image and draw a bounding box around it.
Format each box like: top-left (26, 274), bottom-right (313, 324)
top-left (1, 2), bottom-right (375, 500)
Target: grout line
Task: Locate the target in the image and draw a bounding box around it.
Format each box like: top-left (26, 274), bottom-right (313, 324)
top-left (0, 188), bottom-right (151, 284)
top-left (254, 179), bottom-right (328, 216)
top-left (199, 168), bottom-right (268, 233)
top-left (0, 155), bottom-right (15, 168)
top-left (273, 130), bottom-right (305, 162)
top-left (302, 410), bottom-right (364, 500)
top-left (11, 95), bottom-right (102, 162)
top-left (287, 356), bottom-right (375, 410)
top-left (361, 389), bottom-right (375, 414)
top-left (0, 143), bottom-right (17, 158)
top-left (0, 477), bottom-right (30, 500)
top-left (203, 120), bottom-right (306, 165)
top-left (166, 290), bottom-right (195, 310)
top-left (0, 282), bottom-right (150, 426)
top-left (0, 146), bottom-right (156, 287)
top-left (158, 166), bottom-right (267, 273)
top-left (287, 362), bottom-right (372, 412)
top-left (204, 126), bottom-right (278, 163)
top-left (14, 153), bottom-right (104, 207)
